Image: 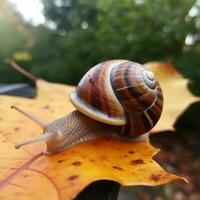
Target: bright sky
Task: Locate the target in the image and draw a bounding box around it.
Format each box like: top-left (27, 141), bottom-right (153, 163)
top-left (7, 0), bottom-right (200, 27)
top-left (8, 0), bottom-right (45, 25)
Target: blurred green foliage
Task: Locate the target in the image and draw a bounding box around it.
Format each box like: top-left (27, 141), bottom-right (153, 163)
top-left (0, 0), bottom-right (200, 93)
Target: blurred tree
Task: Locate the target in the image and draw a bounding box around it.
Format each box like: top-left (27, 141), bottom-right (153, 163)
top-left (0, 0), bottom-right (31, 83)
top-left (40, 0), bottom-right (200, 88)
top-left (1, 0), bottom-right (200, 93)
top-left (42, 0), bottom-right (98, 33)
top-left (29, 25), bottom-right (68, 83)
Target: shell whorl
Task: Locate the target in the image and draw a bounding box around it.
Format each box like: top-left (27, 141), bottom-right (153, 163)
top-left (70, 60), bottom-right (163, 136)
top-left (142, 70), bottom-right (156, 89)
top-left (111, 61), bottom-right (163, 136)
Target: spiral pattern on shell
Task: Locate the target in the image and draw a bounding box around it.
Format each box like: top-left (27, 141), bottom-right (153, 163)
top-left (111, 61), bottom-right (163, 136)
top-left (70, 60), bottom-right (163, 136)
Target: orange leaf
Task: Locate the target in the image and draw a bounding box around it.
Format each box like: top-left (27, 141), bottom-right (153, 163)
top-left (0, 61), bottom-right (185, 199)
top-left (144, 62), bottom-right (199, 132)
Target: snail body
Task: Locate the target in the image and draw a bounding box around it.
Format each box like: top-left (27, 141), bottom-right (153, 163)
top-left (13, 60), bottom-right (163, 155)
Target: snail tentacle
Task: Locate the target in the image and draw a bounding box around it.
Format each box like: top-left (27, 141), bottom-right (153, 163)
top-left (15, 133), bottom-right (51, 149)
top-left (11, 105), bottom-right (49, 129)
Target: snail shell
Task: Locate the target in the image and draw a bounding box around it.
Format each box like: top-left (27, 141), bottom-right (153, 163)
top-left (70, 60), bottom-right (163, 136)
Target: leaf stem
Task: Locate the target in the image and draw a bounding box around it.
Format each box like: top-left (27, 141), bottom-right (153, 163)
top-left (0, 152), bottom-right (43, 189)
top-left (5, 59), bottom-right (38, 82)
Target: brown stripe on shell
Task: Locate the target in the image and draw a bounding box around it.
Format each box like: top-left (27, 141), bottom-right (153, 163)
top-left (117, 90), bottom-right (157, 113)
top-left (96, 61), bottom-right (122, 116)
top-left (111, 62), bottom-right (158, 114)
top-left (98, 62), bottom-right (111, 115)
top-left (77, 62), bottom-right (107, 114)
top-left (112, 62), bottom-right (143, 98)
top-left (89, 62), bottom-right (105, 112)
top-left (76, 60), bottom-right (125, 119)
top-left (122, 112), bottom-right (153, 136)
top-left (111, 64), bottom-right (148, 112)
top-left (145, 85), bottom-right (163, 126)
top-left (90, 63), bottom-right (111, 113)
top-left (111, 62), bottom-right (163, 136)
top-left (121, 85), bottom-right (163, 136)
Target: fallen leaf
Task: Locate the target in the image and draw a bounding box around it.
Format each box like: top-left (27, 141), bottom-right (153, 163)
top-left (0, 81), bottom-right (182, 200)
top-left (144, 62), bottom-right (199, 132)
top-left (0, 132), bottom-right (180, 200)
top-left (0, 61), bottom-right (184, 199)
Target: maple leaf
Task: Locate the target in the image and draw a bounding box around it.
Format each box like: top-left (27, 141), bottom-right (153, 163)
top-left (0, 60), bottom-right (187, 200)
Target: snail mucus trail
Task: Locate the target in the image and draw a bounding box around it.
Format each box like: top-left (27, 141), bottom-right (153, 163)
top-left (12, 60), bottom-right (163, 155)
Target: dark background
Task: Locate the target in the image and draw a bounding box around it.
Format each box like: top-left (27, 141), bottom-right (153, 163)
top-left (0, 0), bottom-right (200, 199)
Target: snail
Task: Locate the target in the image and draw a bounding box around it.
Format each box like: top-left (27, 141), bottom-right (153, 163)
top-left (12, 60), bottom-right (163, 155)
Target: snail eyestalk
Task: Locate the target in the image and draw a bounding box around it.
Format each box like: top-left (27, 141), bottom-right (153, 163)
top-left (11, 105), bottom-right (49, 130)
top-left (15, 133), bottom-right (50, 149)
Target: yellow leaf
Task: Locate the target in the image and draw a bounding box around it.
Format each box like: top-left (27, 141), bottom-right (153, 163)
top-left (0, 80), bottom-right (183, 200)
top-left (144, 62), bottom-right (199, 132)
top-left (13, 51), bottom-right (32, 62)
